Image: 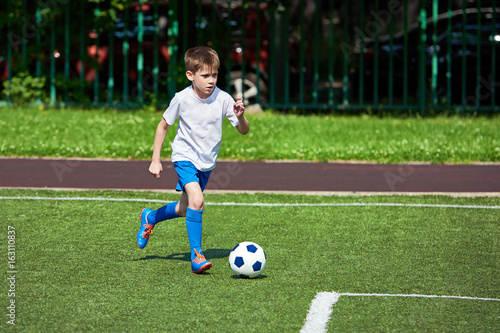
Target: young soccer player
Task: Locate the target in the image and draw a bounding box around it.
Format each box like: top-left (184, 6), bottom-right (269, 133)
top-left (136, 46), bottom-right (249, 274)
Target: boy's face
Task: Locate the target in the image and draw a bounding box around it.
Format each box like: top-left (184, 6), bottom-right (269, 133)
top-left (186, 65), bottom-right (218, 99)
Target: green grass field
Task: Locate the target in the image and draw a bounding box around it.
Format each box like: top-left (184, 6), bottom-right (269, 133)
top-left (1, 107), bottom-right (499, 163)
top-left (1, 188), bottom-right (498, 332)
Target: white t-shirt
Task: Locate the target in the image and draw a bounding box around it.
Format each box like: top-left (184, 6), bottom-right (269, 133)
top-left (163, 85), bottom-right (239, 171)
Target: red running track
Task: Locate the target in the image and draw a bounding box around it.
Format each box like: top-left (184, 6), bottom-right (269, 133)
top-left (1, 158), bottom-right (499, 194)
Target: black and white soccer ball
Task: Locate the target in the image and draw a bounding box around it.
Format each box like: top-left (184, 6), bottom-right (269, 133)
top-left (229, 241), bottom-right (266, 278)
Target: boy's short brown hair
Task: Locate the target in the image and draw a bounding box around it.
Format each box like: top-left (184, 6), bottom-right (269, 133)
top-left (184, 46), bottom-right (220, 73)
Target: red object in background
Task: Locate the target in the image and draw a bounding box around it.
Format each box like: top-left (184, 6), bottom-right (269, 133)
top-left (0, 59), bottom-right (8, 80)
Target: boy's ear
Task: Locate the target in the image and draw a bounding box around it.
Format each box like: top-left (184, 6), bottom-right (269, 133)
top-left (186, 71), bottom-right (194, 82)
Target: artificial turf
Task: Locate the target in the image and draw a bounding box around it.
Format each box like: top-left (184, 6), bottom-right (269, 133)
top-left (0, 189), bottom-right (498, 332)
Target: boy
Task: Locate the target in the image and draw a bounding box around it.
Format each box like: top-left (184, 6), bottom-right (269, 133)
top-left (136, 46), bottom-right (249, 274)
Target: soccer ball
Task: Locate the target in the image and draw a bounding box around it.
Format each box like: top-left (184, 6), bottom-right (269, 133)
top-left (229, 242), bottom-right (266, 278)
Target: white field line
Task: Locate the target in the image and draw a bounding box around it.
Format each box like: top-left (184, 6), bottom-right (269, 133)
top-left (339, 292), bottom-right (500, 301)
top-left (300, 291), bottom-right (500, 333)
top-left (300, 292), bottom-right (340, 333)
top-left (0, 196), bottom-right (499, 209)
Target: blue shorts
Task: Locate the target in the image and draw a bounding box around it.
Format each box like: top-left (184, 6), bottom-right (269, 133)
top-left (173, 161), bottom-right (212, 192)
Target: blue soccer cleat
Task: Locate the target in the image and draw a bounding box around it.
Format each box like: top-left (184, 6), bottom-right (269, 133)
top-left (191, 249), bottom-right (212, 274)
top-left (137, 208), bottom-right (155, 249)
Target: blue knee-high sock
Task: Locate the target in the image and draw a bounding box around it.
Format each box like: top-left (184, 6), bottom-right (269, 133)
top-left (147, 201), bottom-right (179, 225)
top-left (185, 207), bottom-right (203, 260)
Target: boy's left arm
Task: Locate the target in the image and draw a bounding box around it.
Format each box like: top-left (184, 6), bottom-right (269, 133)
top-left (234, 98), bottom-right (250, 135)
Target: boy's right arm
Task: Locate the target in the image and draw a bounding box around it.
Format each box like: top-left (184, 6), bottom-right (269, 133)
top-left (149, 118), bottom-right (170, 179)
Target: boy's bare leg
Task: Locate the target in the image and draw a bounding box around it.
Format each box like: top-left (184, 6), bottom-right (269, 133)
top-left (182, 182), bottom-right (205, 211)
top-left (176, 191), bottom-right (188, 217)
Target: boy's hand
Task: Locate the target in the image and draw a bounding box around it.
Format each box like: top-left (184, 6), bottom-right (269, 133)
top-left (234, 97), bottom-right (250, 135)
top-left (234, 97), bottom-right (245, 118)
top-left (149, 160), bottom-right (163, 179)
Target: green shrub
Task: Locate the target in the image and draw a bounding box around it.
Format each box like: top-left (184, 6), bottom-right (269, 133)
top-left (2, 72), bottom-right (46, 106)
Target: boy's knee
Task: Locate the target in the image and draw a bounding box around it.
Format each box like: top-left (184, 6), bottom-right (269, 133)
top-left (176, 197), bottom-right (204, 215)
top-left (182, 182), bottom-right (205, 211)
top-left (189, 197), bottom-right (204, 211)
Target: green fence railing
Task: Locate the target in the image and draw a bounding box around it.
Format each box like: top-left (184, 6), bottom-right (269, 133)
top-left (1, 0), bottom-right (499, 113)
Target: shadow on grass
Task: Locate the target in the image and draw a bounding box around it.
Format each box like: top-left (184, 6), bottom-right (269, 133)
top-left (230, 274), bottom-right (267, 280)
top-left (133, 248), bottom-right (232, 262)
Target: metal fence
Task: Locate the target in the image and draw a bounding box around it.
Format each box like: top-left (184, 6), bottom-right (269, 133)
top-left (1, 0), bottom-right (499, 113)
